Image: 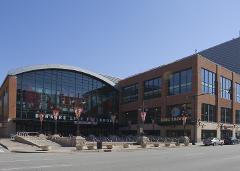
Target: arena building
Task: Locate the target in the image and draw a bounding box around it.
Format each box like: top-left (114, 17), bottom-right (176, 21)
top-left (0, 65), bottom-right (119, 137)
top-left (1, 38), bottom-right (240, 142)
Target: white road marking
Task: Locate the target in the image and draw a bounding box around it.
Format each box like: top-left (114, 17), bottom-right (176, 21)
top-left (1, 164), bottom-right (72, 171)
top-left (0, 158), bottom-right (55, 163)
top-left (0, 149), bottom-right (4, 153)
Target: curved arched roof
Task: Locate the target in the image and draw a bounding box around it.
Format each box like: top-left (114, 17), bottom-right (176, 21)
top-left (8, 64), bottom-right (119, 87)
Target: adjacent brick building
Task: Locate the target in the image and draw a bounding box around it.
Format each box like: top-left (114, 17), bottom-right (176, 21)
top-left (118, 54), bottom-right (240, 142)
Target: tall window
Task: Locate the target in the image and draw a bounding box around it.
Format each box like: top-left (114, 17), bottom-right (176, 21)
top-left (236, 83), bottom-right (240, 103)
top-left (201, 104), bottom-right (216, 122)
top-left (122, 110), bottom-right (138, 125)
top-left (167, 103), bottom-right (192, 118)
top-left (145, 107), bottom-right (161, 124)
top-left (122, 84), bottom-right (138, 104)
top-left (201, 68), bottom-right (216, 95)
top-left (221, 76), bottom-right (232, 100)
top-left (221, 107), bottom-right (232, 123)
top-left (144, 78), bottom-right (161, 99)
top-left (236, 110), bottom-right (240, 124)
top-left (169, 68), bottom-right (192, 95)
top-left (16, 70), bottom-right (118, 120)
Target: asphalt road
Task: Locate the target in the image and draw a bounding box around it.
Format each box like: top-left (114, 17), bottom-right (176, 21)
top-left (0, 145), bottom-right (240, 171)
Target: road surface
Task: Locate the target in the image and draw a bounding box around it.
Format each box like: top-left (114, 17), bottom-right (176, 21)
top-left (0, 144), bottom-right (239, 171)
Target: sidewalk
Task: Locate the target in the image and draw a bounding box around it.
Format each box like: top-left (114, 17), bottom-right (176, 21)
top-left (0, 138), bottom-right (202, 153)
top-left (0, 138), bottom-right (40, 152)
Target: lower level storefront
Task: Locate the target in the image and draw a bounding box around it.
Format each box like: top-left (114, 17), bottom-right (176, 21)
top-left (15, 119), bottom-right (118, 137)
top-left (2, 119), bottom-right (240, 141)
top-left (197, 122), bottom-right (240, 141)
top-left (120, 122), bottom-right (240, 142)
top-left (221, 130), bottom-right (233, 139)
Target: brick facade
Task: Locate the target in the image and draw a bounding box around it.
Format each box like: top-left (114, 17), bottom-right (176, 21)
top-left (0, 76), bottom-right (17, 137)
top-left (1, 54), bottom-right (240, 140)
top-left (118, 54), bottom-right (240, 141)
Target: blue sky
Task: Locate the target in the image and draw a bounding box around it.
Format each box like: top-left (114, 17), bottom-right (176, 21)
top-left (1, 0), bottom-right (240, 83)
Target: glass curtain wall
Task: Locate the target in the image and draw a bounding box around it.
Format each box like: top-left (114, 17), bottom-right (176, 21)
top-left (16, 69), bottom-right (118, 123)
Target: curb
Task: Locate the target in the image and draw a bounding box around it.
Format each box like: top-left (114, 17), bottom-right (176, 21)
top-left (0, 143), bottom-right (9, 150)
top-left (11, 150), bottom-right (48, 153)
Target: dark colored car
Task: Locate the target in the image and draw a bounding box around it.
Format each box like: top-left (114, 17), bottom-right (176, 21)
top-left (224, 137), bottom-right (239, 145)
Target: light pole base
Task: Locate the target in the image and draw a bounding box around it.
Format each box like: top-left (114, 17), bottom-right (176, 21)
top-left (52, 134), bottom-right (60, 138)
top-left (136, 135), bottom-right (149, 145)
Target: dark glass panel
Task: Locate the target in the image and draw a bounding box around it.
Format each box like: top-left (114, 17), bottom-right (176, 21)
top-left (16, 69), bottom-right (118, 122)
top-left (168, 68), bottom-right (192, 95)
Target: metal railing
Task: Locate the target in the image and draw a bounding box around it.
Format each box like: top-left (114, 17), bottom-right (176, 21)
top-left (16, 132), bottom-right (39, 137)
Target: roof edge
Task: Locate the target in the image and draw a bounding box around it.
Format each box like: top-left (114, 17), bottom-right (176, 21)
top-left (7, 64), bottom-right (117, 87)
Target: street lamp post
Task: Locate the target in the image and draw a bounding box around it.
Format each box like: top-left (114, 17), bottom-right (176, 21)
top-left (181, 104), bottom-right (189, 136)
top-left (111, 113), bottom-right (117, 134)
top-left (74, 99), bottom-right (86, 136)
top-left (154, 108), bottom-right (159, 129)
top-left (138, 105), bottom-right (147, 136)
top-left (74, 106), bottom-right (83, 136)
top-left (52, 108), bottom-right (60, 135)
top-left (181, 114), bottom-right (188, 136)
top-left (39, 112), bottom-right (45, 133)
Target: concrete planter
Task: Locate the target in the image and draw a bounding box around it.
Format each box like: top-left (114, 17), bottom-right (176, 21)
top-left (87, 145), bottom-right (95, 150)
top-left (123, 143), bottom-right (129, 148)
top-left (106, 144), bottom-right (113, 149)
top-left (75, 136), bottom-right (86, 147)
top-left (183, 136), bottom-right (190, 146)
top-left (137, 136), bottom-right (150, 145)
top-left (153, 143), bottom-right (160, 147)
top-left (40, 145), bottom-right (52, 151)
top-left (165, 143), bottom-right (171, 147)
top-left (76, 145), bottom-right (84, 150)
top-left (175, 142), bottom-right (180, 146)
top-left (141, 143), bottom-right (147, 148)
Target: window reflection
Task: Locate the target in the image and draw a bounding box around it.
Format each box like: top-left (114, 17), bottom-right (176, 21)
top-left (168, 68), bottom-right (192, 95)
top-left (220, 76), bottom-right (232, 100)
top-left (16, 69), bottom-right (118, 122)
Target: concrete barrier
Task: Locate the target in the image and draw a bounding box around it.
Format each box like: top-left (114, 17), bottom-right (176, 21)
top-left (40, 145), bottom-right (52, 151)
top-left (49, 136), bottom-right (76, 147)
top-left (14, 136), bottom-right (36, 146)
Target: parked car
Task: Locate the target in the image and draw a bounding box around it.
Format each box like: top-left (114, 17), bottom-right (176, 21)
top-left (203, 137), bottom-right (224, 146)
top-left (224, 137), bottom-right (239, 145)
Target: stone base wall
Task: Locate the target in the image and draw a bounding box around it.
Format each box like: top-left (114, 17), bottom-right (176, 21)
top-left (0, 121), bottom-right (16, 138)
top-left (49, 136), bottom-right (79, 147)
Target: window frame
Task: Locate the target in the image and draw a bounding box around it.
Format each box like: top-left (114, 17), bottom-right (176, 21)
top-left (143, 77), bottom-right (162, 100)
top-left (168, 68), bottom-right (192, 96)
